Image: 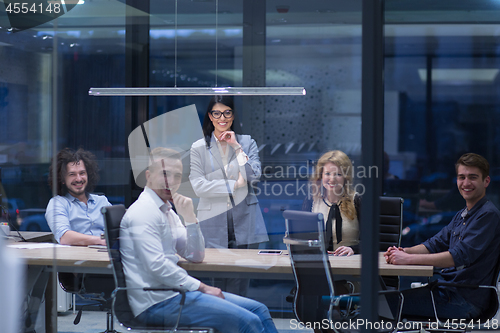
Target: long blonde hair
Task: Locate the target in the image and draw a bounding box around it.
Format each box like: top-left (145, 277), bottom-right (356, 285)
top-left (310, 150), bottom-right (357, 220)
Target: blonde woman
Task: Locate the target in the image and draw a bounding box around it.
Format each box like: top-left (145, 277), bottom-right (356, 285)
top-left (303, 150), bottom-right (361, 256)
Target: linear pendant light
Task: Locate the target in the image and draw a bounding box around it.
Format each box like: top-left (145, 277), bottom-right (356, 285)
top-left (89, 87), bottom-right (306, 96)
top-left (89, 0), bottom-right (306, 97)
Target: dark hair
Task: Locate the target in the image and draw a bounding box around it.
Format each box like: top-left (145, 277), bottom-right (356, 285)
top-left (202, 95), bottom-right (236, 148)
top-left (148, 147), bottom-right (182, 172)
top-left (455, 153), bottom-right (490, 180)
top-left (48, 148), bottom-right (100, 195)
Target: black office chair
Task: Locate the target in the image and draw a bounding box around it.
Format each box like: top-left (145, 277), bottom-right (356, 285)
top-left (58, 241), bottom-right (116, 333)
top-left (101, 205), bottom-right (214, 333)
top-left (58, 272), bottom-right (115, 332)
top-left (285, 196), bottom-right (404, 302)
top-left (379, 196), bottom-right (404, 289)
top-left (282, 210), bottom-right (403, 330)
top-left (383, 179), bottom-right (420, 227)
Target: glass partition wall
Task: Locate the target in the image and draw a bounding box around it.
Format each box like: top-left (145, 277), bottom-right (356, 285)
top-left (384, 2), bottom-right (500, 251)
top-left (1, 0), bottom-right (500, 331)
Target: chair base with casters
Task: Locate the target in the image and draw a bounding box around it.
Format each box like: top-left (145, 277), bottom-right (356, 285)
top-left (58, 272), bottom-right (118, 332)
top-left (282, 209), bottom-right (404, 332)
top-left (101, 205), bottom-right (216, 333)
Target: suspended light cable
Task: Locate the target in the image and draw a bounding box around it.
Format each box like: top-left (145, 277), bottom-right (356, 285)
top-left (89, 0), bottom-right (306, 97)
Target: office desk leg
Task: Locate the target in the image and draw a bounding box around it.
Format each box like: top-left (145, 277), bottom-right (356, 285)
top-left (23, 266), bottom-right (49, 333)
top-left (45, 273), bottom-right (57, 333)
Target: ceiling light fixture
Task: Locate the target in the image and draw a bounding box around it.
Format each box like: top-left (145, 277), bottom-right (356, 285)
top-left (89, 87), bottom-right (306, 96)
top-left (89, 0), bottom-right (306, 97)
top-left (58, 0), bottom-right (85, 4)
top-left (418, 69), bottom-right (499, 84)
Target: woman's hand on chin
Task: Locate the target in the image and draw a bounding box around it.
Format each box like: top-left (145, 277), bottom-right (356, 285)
top-left (219, 131), bottom-right (239, 148)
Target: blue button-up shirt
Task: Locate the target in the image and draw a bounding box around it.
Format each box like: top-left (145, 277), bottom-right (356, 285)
top-left (423, 196), bottom-right (500, 310)
top-left (45, 193), bottom-right (111, 243)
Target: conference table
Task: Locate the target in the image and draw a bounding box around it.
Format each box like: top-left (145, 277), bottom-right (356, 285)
top-left (8, 231), bottom-right (54, 243)
top-left (13, 246), bottom-right (434, 278)
top-left (11, 244), bottom-right (433, 333)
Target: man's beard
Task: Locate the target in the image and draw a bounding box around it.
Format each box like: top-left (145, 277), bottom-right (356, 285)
top-left (65, 182), bottom-right (87, 196)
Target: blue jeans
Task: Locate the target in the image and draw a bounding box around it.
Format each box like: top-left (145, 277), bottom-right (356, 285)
top-left (400, 285), bottom-right (482, 320)
top-left (136, 291), bottom-right (278, 333)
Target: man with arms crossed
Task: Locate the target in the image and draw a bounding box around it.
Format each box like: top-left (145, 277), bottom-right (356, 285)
top-left (46, 148), bottom-right (111, 245)
top-left (120, 147), bottom-right (278, 333)
top-left (385, 153), bottom-right (500, 319)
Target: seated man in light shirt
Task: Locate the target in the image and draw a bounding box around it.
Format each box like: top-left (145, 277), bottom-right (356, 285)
top-left (46, 148), bottom-right (111, 245)
top-left (120, 147), bottom-right (278, 333)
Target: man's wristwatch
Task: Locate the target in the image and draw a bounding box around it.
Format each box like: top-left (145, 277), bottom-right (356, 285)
top-left (100, 233), bottom-right (105, 240)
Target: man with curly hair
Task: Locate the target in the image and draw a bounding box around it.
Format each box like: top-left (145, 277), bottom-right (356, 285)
top-left (46, 148), bottom-right (111, 245)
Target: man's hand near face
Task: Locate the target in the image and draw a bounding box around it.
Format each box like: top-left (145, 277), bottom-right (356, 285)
top-left (172, 192), bottom-right (197, 223)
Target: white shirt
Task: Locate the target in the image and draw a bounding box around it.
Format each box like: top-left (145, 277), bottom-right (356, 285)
top-left (312, 197), bottom-right (359, 250)
top-left (120, 186), bottom-right (205, 316)
top-left (214, 135), bottom-right (249, 209)
top-left (214, 135), bottom-right (249, 172)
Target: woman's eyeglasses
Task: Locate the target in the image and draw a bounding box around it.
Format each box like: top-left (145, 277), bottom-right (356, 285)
top-left (210, 110), bottom-right (233, 119)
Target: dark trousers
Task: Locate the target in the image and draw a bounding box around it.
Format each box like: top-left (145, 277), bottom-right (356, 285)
top-left (387, 284), bottom-right (482, 320)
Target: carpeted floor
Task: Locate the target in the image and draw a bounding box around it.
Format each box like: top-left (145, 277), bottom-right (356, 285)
top-left (55, 310), bottom-right (312, 333)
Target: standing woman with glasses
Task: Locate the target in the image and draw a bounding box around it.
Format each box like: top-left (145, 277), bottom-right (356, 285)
top-left (189, 95), bottom-right (268, 253)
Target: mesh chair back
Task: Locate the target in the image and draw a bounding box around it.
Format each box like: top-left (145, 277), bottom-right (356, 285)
top-left (101, 205), bottom-right (140, 328)
top-left (379, 197), bottom-right (403, 289)
top-left (379, 197), bottom-right (403, 251)
top-left (383, 179), bottom-right (420, 225)
top-left (283, 210), bottom-right (334, 325)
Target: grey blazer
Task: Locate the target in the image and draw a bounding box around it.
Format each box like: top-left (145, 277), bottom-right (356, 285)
top-left (189, 134), bottom-right (269, 248)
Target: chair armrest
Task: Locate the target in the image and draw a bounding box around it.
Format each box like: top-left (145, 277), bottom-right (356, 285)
top-left (143, 287), bottom-right (184, 293)
top-left (143, 287), bottom-right (186, 305)
top-left (428, 281), bottom-right (498, 324)
top-left (111, 286), bottom-right (183, 294)
top-left (336, 289), bottom-right (403, 298)
top-left (283, 236), bottom-right (321, 247)
top-left (430, 281), bottom-right (496, 291)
